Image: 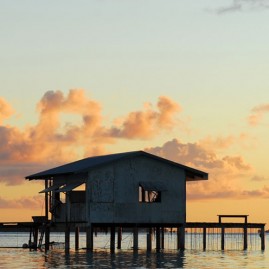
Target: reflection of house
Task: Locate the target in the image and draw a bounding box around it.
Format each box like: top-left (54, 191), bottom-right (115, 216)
top-left (26, 151), bottom-right (208, 250)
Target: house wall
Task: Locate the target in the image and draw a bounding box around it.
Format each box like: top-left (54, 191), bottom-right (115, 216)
top-left (87, 155), bottom-right (186, 224)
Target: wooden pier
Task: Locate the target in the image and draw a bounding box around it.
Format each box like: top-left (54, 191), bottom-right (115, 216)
top-left (0, 215), bottom-right (265, 251)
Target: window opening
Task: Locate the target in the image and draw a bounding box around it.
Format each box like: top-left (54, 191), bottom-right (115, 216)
top-left (139, 185), bottom-right (161, 203)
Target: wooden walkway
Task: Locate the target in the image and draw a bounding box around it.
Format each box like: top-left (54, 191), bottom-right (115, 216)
top-left (0, 214), bottom-right (265, 251)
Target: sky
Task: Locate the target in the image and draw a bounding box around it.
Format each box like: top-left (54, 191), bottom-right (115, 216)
top-left (1, 0), bottom-right (269, 226)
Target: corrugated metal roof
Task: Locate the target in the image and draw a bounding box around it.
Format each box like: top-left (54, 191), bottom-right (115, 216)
top-left (25, 150), bottom-right (208, 181)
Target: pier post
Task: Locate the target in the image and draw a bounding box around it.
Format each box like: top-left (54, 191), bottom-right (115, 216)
top-left (133, 227), bottom-right (139, 251)
top-left (221, 227), bottom-right (225, 250)
top-left (75, 226), bottom-right (80, 250)
top-left (33, 226), bottom-right (38, 250)
top-left (110, 226), bottom-right (115, 252)
top-left (86, 225), bottom-right (93, 250)
top-left (261, 226), bottom-right (265, 251)
top-left (156, 226), bottom-right (161, 251)
top-left (147, 228), bottom-right (152, 251)
top-left (117, 227), bottom-right (122, 249)
top-left (45, 224), bottom-right (50, 252)
top-left (203, 227), bottom-right (207, 251)
top-left (243, 227), bottom-right (248, 250)
top-left (161, 227), bottom-right (165, 249)
top-left (177, 225), bottom-right (185, 250)
top-left (65, 225), bottom-right (70, 251)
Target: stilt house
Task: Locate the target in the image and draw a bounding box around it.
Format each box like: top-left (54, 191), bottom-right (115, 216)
top-left (26, 151), bottom-right (208, 249)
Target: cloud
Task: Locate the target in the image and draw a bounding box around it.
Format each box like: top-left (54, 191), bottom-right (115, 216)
top-left (107, 96), bottom-right (180, 139)
top-left (145, 138), bottom-right (266, 201)
top-left (248, 103), bottom-right (269, 126)
top-left (251, 175), bottom-right (269, 181)
top-left (0, 195), bottom-right (43, 209)
top-left (0, 90), bottom-right (182, 185)
top-left (215, 0), bottom-right (269, 14)
top-left (145, 138), bottom-right (251, 171)
top-left (0, 97), bottom-right (14, 124)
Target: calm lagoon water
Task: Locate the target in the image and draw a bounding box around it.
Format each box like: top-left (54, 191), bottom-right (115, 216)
top-left (0, 232), bottom-right (268, 268)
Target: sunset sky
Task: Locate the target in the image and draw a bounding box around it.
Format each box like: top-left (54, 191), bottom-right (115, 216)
top-left (1, 0), bottom-right (269, 226)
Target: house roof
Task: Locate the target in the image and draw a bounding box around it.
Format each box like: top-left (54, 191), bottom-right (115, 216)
top-left (25, 150), bottom-right (208, 181)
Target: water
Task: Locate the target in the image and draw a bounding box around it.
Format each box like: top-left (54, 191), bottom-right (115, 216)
top-left (0, 232), bottom-right (268, 268)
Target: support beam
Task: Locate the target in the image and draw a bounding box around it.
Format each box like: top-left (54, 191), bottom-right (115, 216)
top-left (65, 225), bottom-right (70, 251)
top-left (33, 227), bottom-right (38, 250)
top-left (177, 226), bottom-right (185, 250)
top-left (243, 227), bottom-right (248, 250)
top-left (147, 228), bottom-right (152, 251)
top-left (133, 227), bottom-right (139, 251)
top-left (156, 227), bottom-right (161, 251)
top-left (203, 227), bottom-right (206, 251)
top-left (161, 227), bottom-right (165, 249)
top-left (221, 227), bottom-right (225, 251)
top-left (261, 227), bottom-right (265, 251)
top-left (117, 227), bottom-right (122, 249)
top-left (45, 224), bottom-right (50, 252)
top-left (86, 225), bottom-right (93, 250)
top-left (110, 226), bottom-right (115, 252)
top-left (75, 226), bottom-right (80, 250)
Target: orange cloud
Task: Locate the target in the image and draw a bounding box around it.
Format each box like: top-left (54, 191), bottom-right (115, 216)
top-left (0, 97), bottom-right (14, 124)
top-left (108, 96), bottom-right (180, 139)
top-left (0, 90), bottom-right (182, 185)
top-left (145, 138), bottom-right (262, 201)
top-left (0, 195), bottom-right (43, 209)
top-left (248, 103), bottom-right (269, 126)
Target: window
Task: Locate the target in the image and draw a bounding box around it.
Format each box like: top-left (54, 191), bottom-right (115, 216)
top-left (139, 183), bottom-right (162, 203)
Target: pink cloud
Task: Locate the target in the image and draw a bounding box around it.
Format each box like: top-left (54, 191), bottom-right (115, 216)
top-left (107, 96), bottom-right (180, 139)
top-left (145, 138), bottom-right (262, 201)
top-left (0, 195), bottom-right (43, 209)
top-left (0, 90), bottom-right (182, 185)
top-left (248, 103), bottom-right (269, 126)
top-left (0, 97), bottom-right (14, 124)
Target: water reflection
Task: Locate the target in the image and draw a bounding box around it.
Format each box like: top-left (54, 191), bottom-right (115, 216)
top-left (45, 249), bottom-right (185, 268)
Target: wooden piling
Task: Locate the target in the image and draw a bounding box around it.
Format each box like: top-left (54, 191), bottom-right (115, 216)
top-left (161, 227), bottom-right (165, 249)
top-left (33, 226), bottom-right (38, 250)
top-left (156, 227), bottom-right (161, 251)
top-left (177, 226), bottom-right (185, 250)
top-left (133, 227), bottom-right (139, 250)
top-left (65, 225), bottom-right (70, 251)
top-left (243, 227), bottom-right (248, 250)
top-left (75, 226), bottom-right (80, 250)
top-left (117, 227), bottom-right (122, 249)
top-left (86, 225), bottom-right (93, 250)
top-left (110, 226), bottom-right (115, 252)
top-left (147, 228), bottom-right (152, 251)
top-left (203, 227), bottom-right (206, 251)
top-left (45, 224), bottom-right (50, 252)
top-left (261, 226), bottom-right (265, 251)
top-left (221, 227), bottom-right (225, 250)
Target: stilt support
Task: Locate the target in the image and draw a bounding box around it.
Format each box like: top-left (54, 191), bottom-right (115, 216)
top-left (86, 225), bottom-right (93, 251)
top-left (65, 225), bottom-right (70, 251)
top-left (261, 226), bottom-right (265, 251)
top-left (117, 227), bottom-right (122, 249)
top-left (161, 227), bottom-right (165, 249)
top-left (45, 224), bottom-right (50, 252)
top-left (110, 226), bottom-right (115, 252)
top-left (156, 227), bottom-right (161, 251)
top-left (133, 227), bottom-right (139, 251)
top-left (147, 228), bottom-right (152, 251)
top-left (221, 227), bottom-right (225, 250)
top-left (75, 226), bottom-right (80, 250)
top-left (203, 227), bottom-right (206, 251)
top-left (177, 226), bottom-right (185, 250)
top-left (243, 227), bottom-right (248, 250)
